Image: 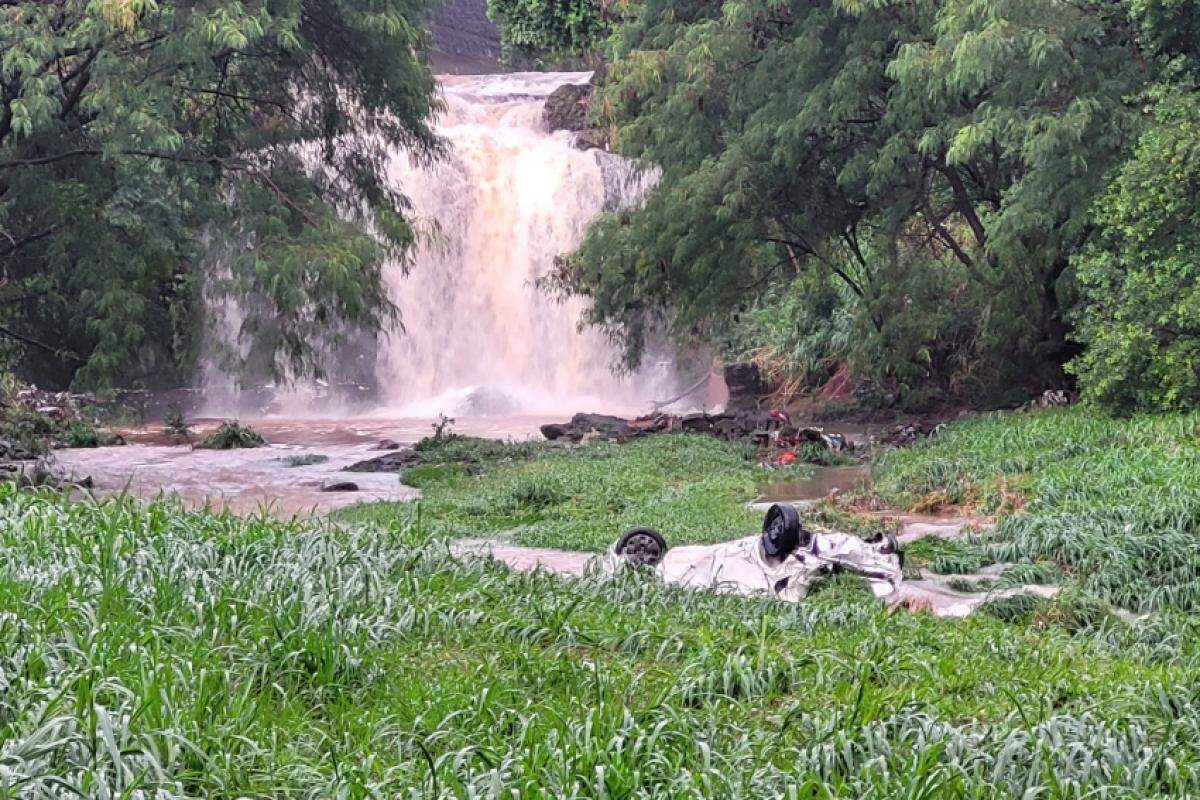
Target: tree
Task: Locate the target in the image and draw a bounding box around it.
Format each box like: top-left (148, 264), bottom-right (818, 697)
top-left (1069, 89), bottom-right (1200, 410)
top-left (1068, 0), bottom-right (1200, 411)
top-left (0, 0), bottom-right (440, 389)
top-left (486, 0), bottom-right (609, 60)
top-left (549, 0), bottom-right (1147, 401)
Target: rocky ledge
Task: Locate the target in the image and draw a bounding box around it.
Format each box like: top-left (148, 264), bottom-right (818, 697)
top-left (544, 78), bottom-right (607, 151)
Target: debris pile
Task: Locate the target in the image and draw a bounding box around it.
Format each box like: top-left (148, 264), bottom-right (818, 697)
top-left (539, 411), bottom-right (771, 444)
top-left (1022, 388), bottom-right (1075, 411)
top-left (0, 383), bottom-right (123, 458)
top-left (539, 410), bottom-right (858, 464)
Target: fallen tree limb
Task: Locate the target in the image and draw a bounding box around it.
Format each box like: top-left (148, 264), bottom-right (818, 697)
top-left (651, 373), bottom-right (710, 410)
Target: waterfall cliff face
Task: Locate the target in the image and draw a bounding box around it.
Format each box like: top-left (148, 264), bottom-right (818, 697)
top-left (201, 72), bottom-right (668, 417)
top-left (373, 72), bottom-right (667, 416)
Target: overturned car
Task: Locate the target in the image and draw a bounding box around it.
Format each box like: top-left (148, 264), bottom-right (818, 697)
top-left (603, 504), bottom-right (904, 602)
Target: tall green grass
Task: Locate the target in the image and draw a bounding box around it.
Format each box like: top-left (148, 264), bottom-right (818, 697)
top-left (2, 485), bottom-right (1200, 796)
top-left (874, 408), bottom-right (1200, 612)
top-left (342, 434), bottom-right (773, 552)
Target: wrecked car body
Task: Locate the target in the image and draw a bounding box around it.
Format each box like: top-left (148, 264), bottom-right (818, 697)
top-left (454, 504), bottom-right (1059, 617)
top-left (603, 504), bottom-right (903, 602)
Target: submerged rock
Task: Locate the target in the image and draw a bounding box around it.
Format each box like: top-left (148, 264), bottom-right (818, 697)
top-left (461, 386), bottom-right (519, 416)
top-left (322, 481), bottom-right (359, 492)
top-left (344, 448), bottom-right (421, 473)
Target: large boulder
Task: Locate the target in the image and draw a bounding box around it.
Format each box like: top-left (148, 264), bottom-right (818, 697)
top-left (723, 362), bottom-right (768, 414)
top-left (544, 83), bottom-right (592, 132)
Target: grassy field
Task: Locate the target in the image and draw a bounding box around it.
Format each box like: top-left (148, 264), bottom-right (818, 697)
top-left (340, 434), bottom-right (773, 552)
top-left (5, 411), bottom-right (1200, 796)
top-left (873, 408), bottom-right (1200, 613)
top-left (3, 482), bottom-right (1200, 797)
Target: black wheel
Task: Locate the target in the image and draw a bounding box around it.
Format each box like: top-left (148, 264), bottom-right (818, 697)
top-left (615, 527), bottom-right (668, 567)
top-left (762, 503), bottom-right (807, 558)
top-left (879, 531), bottom-right (904, 568)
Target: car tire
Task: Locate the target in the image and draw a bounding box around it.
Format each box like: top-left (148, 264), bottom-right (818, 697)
top-left (615, 527), bottom-right (668, 567)
top-left (880, 531), bottom-right (904, 568)
top-left (762, 503), bottom-right (807, 558)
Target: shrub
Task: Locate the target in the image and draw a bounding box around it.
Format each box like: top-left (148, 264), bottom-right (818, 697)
top-left (195, 421), bottom-right (266, 450)
top-left (1070, 89), bottom-right (1200, 411)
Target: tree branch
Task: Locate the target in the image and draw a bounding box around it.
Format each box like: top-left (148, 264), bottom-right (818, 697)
top-left (0, 322), bottom-right (81, 362)
top-left (936, 162), bottom-right (988, 250)
top-left (0, 227), bottom-right (56, 257)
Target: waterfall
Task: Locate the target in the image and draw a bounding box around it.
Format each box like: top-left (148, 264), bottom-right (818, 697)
top-left (375, 71), bottom-right (671, 416)
top-left (201, 72), bottom-right (673, 418)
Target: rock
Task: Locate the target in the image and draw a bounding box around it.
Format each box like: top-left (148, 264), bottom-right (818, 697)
top-left (0, 439), bottom-right (39, 460)
top-left (540, 412), bottom-right (637, 443)
top-left (723, 362), bottom-right (767, 414)
top-left (1022, 388), bottom-right (1075, 411)
top-left (344, 448), bottom-right (421, 473)
top-left (544, 83), bottom-right (592, 132)
top-left (322, 481), bottom-right (359, 492)
top-left (679, 413), bottom-right (716, 434)
top-left (371, 439), bottom-right (401, 451)
top-left (574, 128), bottom-right (607, 151)
top-left (461, 386), bottom-right (518, 415)
top-left (35, 405), bottom-right (65, 420)
top-left (881, 423), bottom-right (925, 447)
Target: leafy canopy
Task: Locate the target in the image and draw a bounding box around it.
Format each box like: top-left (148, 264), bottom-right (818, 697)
top-left (543, 0), bottom-right (1146, 401)
top-left (486, 0), bottom-right (610, 59)
top-left (0, 0), bottom-right (440, 389)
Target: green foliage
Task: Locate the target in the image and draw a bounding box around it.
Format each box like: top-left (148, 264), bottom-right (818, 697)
top-left (0, 0), bottom-right (440, 389)
top-left (721, 271), bottom-right (855, 391)
top-left (6, 481), bottom-right (1200, 793)
top-left (487, 0), bottom-right (608, 58)
top-left (1070, 88), bottom-right (1200, 411)
top-left (195, 420), bottom-right (265, 450)
top-left (163, 405), bottom-right (190, 440)
top-left (411, 433), bottom-right (547, 466)
top-left (874, 407), bottom-right (1200, 612)
top-left (545, 0), bottom-right (1147, 403)
top-left (342, 433), bottom-right (765, 551)
top-left (63, 420), bottom-right (121, 448)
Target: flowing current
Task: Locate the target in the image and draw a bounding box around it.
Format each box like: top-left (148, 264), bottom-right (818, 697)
top-left (378, 71), bottom-right (666, 415)
top-left (204, 72), bottom-right (670, 416)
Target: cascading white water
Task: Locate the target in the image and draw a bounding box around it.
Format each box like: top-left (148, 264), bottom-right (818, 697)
top-left (200, 71), bottom-right (673, 417)
top-left (376, 72), bottom-right (668, 416)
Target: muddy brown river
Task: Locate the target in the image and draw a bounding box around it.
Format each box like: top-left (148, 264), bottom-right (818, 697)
top-left (53, 415), bottom-right (556, 517)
